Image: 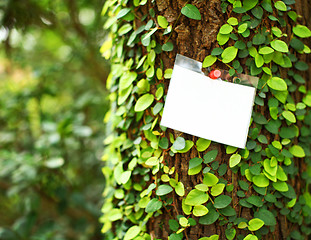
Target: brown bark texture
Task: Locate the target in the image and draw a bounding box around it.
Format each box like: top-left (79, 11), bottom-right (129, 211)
top-left (136, 0), bottom-right (311, 239)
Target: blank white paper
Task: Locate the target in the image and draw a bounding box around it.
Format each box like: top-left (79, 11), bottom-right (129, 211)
top-left (160, 65), bottom-right (256, 149)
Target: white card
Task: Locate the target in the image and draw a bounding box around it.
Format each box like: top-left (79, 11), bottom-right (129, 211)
top-left (160, 58), bottom-right (256, 149)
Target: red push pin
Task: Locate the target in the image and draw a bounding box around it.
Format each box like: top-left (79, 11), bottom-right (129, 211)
top-left (209, 69), bottom-right (221, 79)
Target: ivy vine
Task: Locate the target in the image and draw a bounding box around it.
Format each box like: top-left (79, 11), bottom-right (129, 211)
top-left (100, 0), bottom-right (311, 239)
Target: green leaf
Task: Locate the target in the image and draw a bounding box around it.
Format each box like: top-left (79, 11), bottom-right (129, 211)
top-left (173, 137), bottom-right (186, 150)
top-left (225, 228), bottom-right (236, 240)
top-left (229, 154), bottom-right (241, 168)
top-left (211, 184), bottom-right (226, 196)
top-left (226, 146), bottom-right (237, 154)
top-left (116, 8), bottom-right (131, 19)
top-left (270, 40), bottom-right (289, 53)
top-left (134, 93), bottom-right (154, 112)
top-left (253, 174), bottom-right (269, 187)
top-left (193, 205), bottom-right (209, 217)
top-left (274, 1), bottom-right (287, 11)
top-left (182, 199), bottom-right (192, 215)
top-left (199, 208), bottom-right (220, 225)
top-left (227, 17), bottom-right (238, 26)
top-left (156, 185), bottom-right (173, 196)
top-left (244, 234), bottom-right (258, 240)
top-left (120, 171), bottom-right (131, 184)
top-left (267, 77), bottom-right (287, 91)
top-left (189, 157), bottom-right (203, 169)
top-left (196, 138), bottom-right (211, 152)
top-left (178, 140), bottom-right (194, 153)
top-left (289, 145), bottom-right (305, 158)
top-left (243, 0), bottom-right (258, 11)
top-left (221, 46), bottom-right (238, 63)
top-left (179, 217), bottom-right (189, 227)
top-left (175, 182), bottom-right (185, 196)
top-left (181, 4), bottom-right (201, 20)
top-left (203, 55), bottom-right (217, 68)
top-left (203, 173), bottom-right (219, 186)
top-left (259, 47), bottom-right (274, 55)
top-left (145, 198), bottom-right (162, 213)
top-left (124, 226), bottom-right (141, 240)
top-left (248, 218), bottom-right (264, 231)
top-left (293, 25), bottom-right (311, 38)
top-left (217, 33), bottom-right (230, 45)
top-left (145, 157), bottom-right (159, 166)
top-left (157, 15), bottom-right (168, 28)
top-left (185, 189), bottom-right (209, 206)
top-left (162, 42), bottom-right (174, 51)
top-left (238, 23), bottom-right (248, 33)
top-left (213, 195), bottom-right (232, 209)
top-left (219, 24), bottom-right (233, 34)
top-left (188, 164), bottom-right (202, 175)
top-left (195, 184), bottom-right (209, 192)
top-left (255, 209), bottom-right (276, 226)
top-left (169, 219), bottom-right (179, 231)
top-left (282, 110), bottom-right (296, 123)
top-left (255, 54), bottom-right (264, 68)
top-left (203, 150), bottom-right (218, 163)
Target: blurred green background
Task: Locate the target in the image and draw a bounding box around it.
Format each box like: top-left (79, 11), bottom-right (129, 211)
top-left (0, 0), bottom-right (108, 239)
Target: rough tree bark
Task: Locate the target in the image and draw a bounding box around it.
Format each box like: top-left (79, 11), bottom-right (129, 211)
top-left (134, 0), bottom-right (311, 239)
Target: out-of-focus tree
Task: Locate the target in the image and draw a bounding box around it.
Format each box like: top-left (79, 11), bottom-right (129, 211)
top-left (0, 0), bottom-right (108, 239)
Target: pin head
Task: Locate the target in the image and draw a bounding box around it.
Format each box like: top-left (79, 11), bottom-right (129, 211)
top-left (209, 70), bottom-right (221, 79)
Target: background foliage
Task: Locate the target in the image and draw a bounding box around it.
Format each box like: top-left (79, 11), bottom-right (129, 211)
top-left (0, 0), bottom-right (108, 239)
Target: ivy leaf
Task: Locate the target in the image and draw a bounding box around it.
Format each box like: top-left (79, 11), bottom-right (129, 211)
top-left (145, 198), bottom-right (162, 213)
top-left (253, 174), bottom-right (269, 187)
top-left (270, 40), bottom-right (289, 53)
top-left (172, 137), bottom-right (186, 150)
top-left (211, 184), bottom-right (226, 196)
top-left (244, 234), bottom-right (258, 240)
top-left (185, 189), bottom-right (209, 206)
top-left (156, 185), bottom-right (173, 196)
top-left (227, 17), bottom-right (238, 26)
top-left (259, 47), bottom-right (274, 55)
top-left (181, 4), bottom-right (201, 20)
top-left (248, 218), bottom-right (264, 231)
top-left (282, 110), bottom-right (296, 123)
top-left (238, 23), bottom-right (248, 33)
top-left (134, 93), bottom-right (154, 112)
top-left (162, 42), bottom-right (174, 51)
top-left (274, 1), bottom-right (287, 11)
top-left (203, 173), bottom-right (219, 186)
top-left (175, 182), bottom-right (185, 196)
top-left (193, 205), bottom-right (209, 217)
top-left (203, 55), bottom-right (217, 68)
top-left (213, 195), bottom-right (232, 209)
top-left (203, 150), bottom-right (218, 163)
top-left (289, 145), bottom-right (305, 158)
top-left (255, 209), bottom-right (276, 226)
top-left (199, 208), bottom-right (220, 225)
top-left (229, 154), bottom-right (241, 168)
top-left (189, 157), bottom-right (203, 169)
top-left (221, 46), bottom-right (238, 63)
top-left (179, 217), bottom-right (189, 227)
top-left (196, 138), bottom-right (211, 152)
top-left (124, 226), bottom-right (141, 240)
top-left (219, 24), bottom-right (233, 34)
top-left (293, 25), bottom-right (311, 38)
top-left (157, 15), bottom-right (168, 28)
top-left (255, 54), bottom-right (264, 68)
top-left (243, 0), bottom-right (258, 11)
top-left (267, 77), bottom-right (287, 91)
